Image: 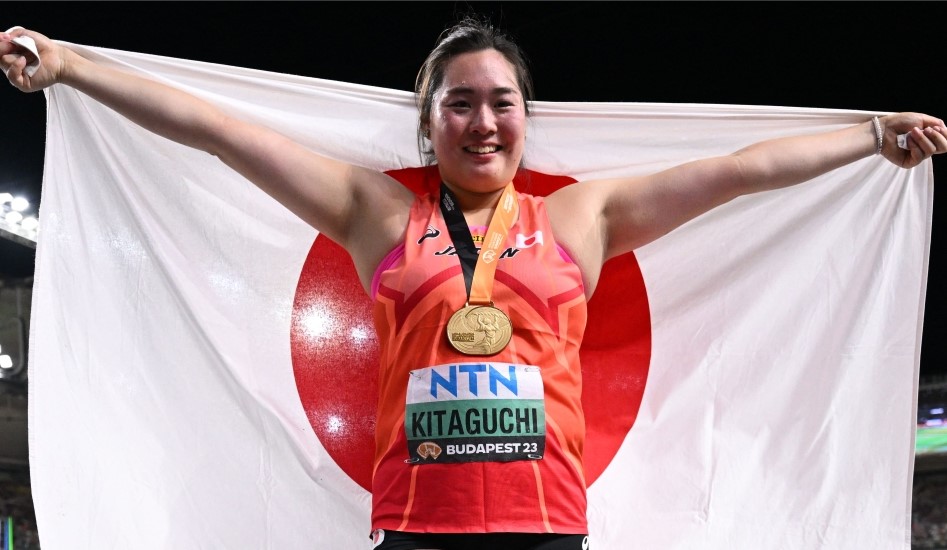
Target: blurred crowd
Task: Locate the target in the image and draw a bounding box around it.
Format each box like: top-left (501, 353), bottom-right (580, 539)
top-left (0, 472), bottom-right (39, 550)
top-left (914, 472), bottom-right (947, 549)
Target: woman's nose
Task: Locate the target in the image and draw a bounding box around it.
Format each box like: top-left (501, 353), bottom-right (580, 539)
top-left (469, 105), bottom-right (496, 134)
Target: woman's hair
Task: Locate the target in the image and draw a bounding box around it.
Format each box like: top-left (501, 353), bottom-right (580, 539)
top-left (415, 16), bottom-right (534, 165)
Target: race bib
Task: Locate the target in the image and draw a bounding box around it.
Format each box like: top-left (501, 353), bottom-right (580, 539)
top-left (405, 363), bottom-right (545, 464)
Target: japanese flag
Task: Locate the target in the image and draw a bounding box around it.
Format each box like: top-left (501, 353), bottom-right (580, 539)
top-left (28, 43), bottom-right (928, 549)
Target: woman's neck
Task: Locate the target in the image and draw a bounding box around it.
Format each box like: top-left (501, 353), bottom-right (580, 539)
top-left (443, 181), bottom-right (507, 227)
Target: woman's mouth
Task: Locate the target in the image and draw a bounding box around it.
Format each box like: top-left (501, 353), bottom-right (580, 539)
top-left (464, 145), bottom-right (501, 154)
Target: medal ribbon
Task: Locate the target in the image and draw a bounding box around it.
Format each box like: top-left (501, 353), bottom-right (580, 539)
top-left (439, 182), bottom-right (519, 306)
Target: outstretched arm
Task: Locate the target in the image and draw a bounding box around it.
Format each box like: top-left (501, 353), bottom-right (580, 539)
top-left (0, 27), bottom-right (414, 288)
top-left (547, 113), bottom-right (946, 293)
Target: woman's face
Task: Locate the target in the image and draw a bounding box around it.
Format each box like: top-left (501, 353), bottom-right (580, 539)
top-left (428, 49), bottom-right (527, 195)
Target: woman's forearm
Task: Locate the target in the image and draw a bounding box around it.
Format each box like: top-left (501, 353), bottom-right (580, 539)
top-left (731, 121), bottom-right (876, 194)
top-left (733, 113), bottom-right (945, 195)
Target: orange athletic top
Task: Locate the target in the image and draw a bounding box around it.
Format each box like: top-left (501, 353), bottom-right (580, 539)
top-left (370, 189), bottom-right (589, 534)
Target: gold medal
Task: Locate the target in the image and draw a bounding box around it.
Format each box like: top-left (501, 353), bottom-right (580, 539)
top-left (439, 182), bottom-right (519, 356)
top-left (446, 304), bottom-right (513, 355)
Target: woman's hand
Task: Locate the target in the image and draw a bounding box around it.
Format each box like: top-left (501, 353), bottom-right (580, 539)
top-left (880, 112), bottom-right (947, 169)
top-left (1, 27), bottom-right (66, 92)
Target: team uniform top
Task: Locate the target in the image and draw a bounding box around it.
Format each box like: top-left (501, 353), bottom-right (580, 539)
top-left (370, 188), bottom-right (590, 534)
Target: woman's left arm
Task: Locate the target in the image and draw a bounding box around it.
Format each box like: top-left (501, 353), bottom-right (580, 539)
top-left (548, 112), bottom-right (946, 284)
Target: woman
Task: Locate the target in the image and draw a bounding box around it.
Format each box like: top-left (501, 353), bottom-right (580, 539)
top-left (2, 18), bottom-right (945, 550)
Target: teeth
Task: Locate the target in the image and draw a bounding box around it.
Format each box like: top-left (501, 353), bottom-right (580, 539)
top-left (466, 145), bottom-right (498, 154)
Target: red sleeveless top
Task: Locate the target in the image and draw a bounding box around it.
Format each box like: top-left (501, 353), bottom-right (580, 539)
top-left (370, 189), bottom-right (589, 534)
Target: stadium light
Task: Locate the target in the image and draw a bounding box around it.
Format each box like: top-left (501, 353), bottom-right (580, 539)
top-left (9, 197), bottom-right (28, 212)
top-left (0, 193), bottom-right (38, 247)
top-left (0, 318), bottom-right (27, 379)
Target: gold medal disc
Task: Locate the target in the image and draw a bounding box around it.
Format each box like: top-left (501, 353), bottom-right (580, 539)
top-left (446, 304), bottom-right (513, 355)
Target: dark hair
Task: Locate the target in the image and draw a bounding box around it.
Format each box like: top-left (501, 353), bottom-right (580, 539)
top-left (415, 16), bottom-right (534, 165)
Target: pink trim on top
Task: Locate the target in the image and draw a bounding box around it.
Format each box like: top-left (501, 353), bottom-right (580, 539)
top-left (371, 243), bottom-right (406, 299)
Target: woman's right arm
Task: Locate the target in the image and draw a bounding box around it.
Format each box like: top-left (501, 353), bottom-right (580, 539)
top-left (1, 28), bottom-right (414, 286)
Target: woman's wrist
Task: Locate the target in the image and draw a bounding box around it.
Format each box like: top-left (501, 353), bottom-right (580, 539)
top-left (57, 47), bottom-right (88, 88)
top-left (871, 117), bottom-right (884, 155)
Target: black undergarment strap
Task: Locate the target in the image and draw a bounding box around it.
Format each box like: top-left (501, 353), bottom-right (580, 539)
top-left (439, 182), bottom-right (477, 298)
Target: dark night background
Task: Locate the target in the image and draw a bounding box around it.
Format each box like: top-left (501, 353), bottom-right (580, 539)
top-left (1, 1), bottom-right (944, 377)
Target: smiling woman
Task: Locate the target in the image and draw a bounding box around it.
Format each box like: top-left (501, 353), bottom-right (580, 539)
top-left (2, 8), bottom-right (946, 550)
top-left (427, 49), bottom-right (529, 221)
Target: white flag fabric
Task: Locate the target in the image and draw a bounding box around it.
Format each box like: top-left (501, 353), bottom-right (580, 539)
top-left (28, 43), bottom-right (929, 549)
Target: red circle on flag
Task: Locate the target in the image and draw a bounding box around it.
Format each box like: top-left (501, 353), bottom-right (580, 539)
top-left (291, 167), bottom-right (651, 491)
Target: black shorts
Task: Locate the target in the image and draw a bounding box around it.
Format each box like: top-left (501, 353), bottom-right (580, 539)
top-left (371, 530), bottom-right (590, 550)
